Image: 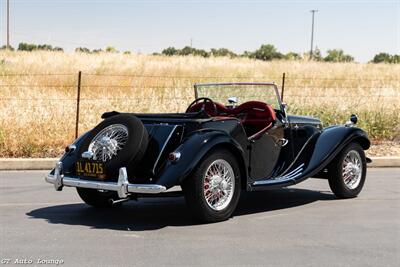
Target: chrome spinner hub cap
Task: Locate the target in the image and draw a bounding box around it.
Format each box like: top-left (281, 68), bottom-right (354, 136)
top-left (342, 150), bottom-right (362, 190)
top-left (88, 124), bottom-right (128, 162)
top-left (203, 159), bottom-right (235, 211)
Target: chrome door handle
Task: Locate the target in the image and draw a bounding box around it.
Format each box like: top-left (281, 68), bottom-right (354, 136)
top-left (277, 138), bottom-right (289, 147)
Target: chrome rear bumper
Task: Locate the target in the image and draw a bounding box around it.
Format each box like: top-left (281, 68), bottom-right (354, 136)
top-left (45, 162), bottom-right (166, 198)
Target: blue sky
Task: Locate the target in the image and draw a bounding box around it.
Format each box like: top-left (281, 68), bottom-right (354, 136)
top-left (1, 0), bottom-right (399, 62)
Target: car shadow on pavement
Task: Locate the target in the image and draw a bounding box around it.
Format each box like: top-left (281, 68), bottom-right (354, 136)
top-left (27, 188), bottom-right (335, 231)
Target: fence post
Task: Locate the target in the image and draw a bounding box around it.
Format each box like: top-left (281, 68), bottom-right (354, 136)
top-left (75, 71), bottom-right (82, 139)
top-left (281, 72), bottom-right (286, 101)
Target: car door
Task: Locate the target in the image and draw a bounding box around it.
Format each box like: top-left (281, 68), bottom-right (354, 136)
top-left (248, 116), bottom-right (294, 181)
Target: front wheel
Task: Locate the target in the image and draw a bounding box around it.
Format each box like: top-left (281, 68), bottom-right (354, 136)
top-left (328, 142), bottom-right (367, 198)
top-left (182, 148), bottom-right (241, 223)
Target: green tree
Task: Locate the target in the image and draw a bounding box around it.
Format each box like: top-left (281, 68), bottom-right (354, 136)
top-left (250, 44), bottom-right (283, 61)
top-left (161, 47), bottom-right (179, 56)
top-left (210, 48), bottom-right (237, 58)
top-left (18, 43), bottom-right (37, 51)
top-left (324, 49), bottom-right (354, 62)
top-left (371, 52), bottom-right (399, 63)
top-left (105, 46), bottom-right (118, 53)
top-left (241, 51), bottom-right (253, 58)
top-left (75, 47), bottom-right (91, 53)
top-left (178, 46), bottom-right (209, 57)
top-left (37, 44), bottom-right (53, 51)
top-left (391, 55), bottom-right (400, 63)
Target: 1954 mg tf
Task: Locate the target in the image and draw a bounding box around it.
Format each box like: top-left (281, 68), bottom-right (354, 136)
top-left (46, 83), bottom-right (370, 222)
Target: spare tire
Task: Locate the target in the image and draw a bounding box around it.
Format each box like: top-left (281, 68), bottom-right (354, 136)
top-left (77, 113), bottom-right (148, 178)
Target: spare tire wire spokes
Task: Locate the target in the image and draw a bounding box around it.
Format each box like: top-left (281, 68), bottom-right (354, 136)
top-left (88, 124), bottom-right (128, 162)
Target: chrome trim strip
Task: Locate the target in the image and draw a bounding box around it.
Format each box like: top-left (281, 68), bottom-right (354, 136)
top-left (253, 163), bottom-right (305, 186)
top-left (152, 125), bottom-right (178, 175)
top-left (45, 164), bottom-right (166, 194)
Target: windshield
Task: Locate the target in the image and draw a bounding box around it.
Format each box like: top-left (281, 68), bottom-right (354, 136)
top-left (194, 83), bottom-right (282, 110)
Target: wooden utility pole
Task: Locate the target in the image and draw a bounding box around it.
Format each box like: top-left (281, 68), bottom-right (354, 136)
top-left (309, 10), bottom-right (318, 60)
top-left (6, 0), bottom-right (10, 48)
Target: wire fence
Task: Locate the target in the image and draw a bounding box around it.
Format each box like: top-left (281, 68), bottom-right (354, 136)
top-left (1, 71), bottom-right (399, 138)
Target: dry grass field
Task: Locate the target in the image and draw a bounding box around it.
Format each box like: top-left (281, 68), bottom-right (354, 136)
top-left (0, 51), bottom-right (399, 157)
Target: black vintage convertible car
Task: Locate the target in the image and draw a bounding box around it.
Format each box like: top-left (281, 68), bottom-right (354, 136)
top-left (46, 82), bottom-right (370, 222)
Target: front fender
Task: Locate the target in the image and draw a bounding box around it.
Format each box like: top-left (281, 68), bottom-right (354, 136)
top-left (156, 130), bottom-right (248, 188)
top-left (299, 125), bottom-right (370, 180)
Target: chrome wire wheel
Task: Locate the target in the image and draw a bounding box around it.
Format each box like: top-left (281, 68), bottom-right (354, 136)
top-left (342, 150), bottom-right (363, 190)
top-left (203, 159), bottom-right (235, 211)
top-left (88, 124), bottom-right (128, 162)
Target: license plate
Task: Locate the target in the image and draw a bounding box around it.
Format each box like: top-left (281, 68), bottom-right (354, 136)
top-left (76, 161), bottom-right (105, 178)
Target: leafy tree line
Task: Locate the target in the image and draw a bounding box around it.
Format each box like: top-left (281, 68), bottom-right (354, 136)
top-left (1, 43), bottom-right (63, 52)
top-left (1, 43), bottom-right (399, 63)
top-left (371, 53), bottom-right (400, 64)
top-left (159, 44), bottom-right (356, 63)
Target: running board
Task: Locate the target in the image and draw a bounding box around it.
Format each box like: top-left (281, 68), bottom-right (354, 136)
top-left (249, 163), bottom-right (305, 190)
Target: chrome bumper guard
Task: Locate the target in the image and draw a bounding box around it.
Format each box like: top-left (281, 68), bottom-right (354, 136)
top-left (45, 162), bottom-right (166, 198)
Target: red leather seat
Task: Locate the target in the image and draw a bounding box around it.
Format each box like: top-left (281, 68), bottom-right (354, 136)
top-left (231, 101), bottom-right (276, 138)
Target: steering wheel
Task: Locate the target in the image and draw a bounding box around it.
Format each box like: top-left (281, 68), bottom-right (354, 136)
top-left (186, 97), bottom-right (218, 116)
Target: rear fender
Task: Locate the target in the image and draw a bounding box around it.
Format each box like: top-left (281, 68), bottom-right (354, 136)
top-left (156, 130), bottom-right (248, 188)
top-left (50, 131), bottom-right (91, 175)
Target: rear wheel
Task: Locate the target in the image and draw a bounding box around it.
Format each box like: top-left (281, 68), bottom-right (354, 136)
top-left (182, 148), bottom-right (241, 223)
top-left (328, 142), bottom-right (367, 198)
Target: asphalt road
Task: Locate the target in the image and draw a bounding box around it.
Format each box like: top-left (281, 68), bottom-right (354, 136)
top-left (0, 168), bottom-right (399, 267)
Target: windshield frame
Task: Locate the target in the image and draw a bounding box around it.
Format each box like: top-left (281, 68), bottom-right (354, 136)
top-left (193, 82), bottom-right (284, 112)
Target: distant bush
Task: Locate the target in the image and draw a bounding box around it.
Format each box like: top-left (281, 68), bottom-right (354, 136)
top-left (92, 49), bottom-right (103, 53)
top-left (0, 45), bottom-right (14, 51)
top-left (371, 53), bottom-right (400, 64)
top-left (324, 49), bottom-right (354, 62)
top-left (17, 43), bottom-right (63, 52)
top-left (285, 52), bottom-right (302, 60)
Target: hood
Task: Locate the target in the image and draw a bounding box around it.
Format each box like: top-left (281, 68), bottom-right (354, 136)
top-left (287, 115), bottom-right (322, 128)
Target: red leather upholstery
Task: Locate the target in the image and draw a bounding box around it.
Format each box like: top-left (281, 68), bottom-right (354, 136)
top-left (186, 100), bottom-right (276, 137)
top-left (231, 101), bottom-right (276, 127)
top-left (186, 102), bottom-right (229, 116)
top-left (232, 101), bottom-right (276, 138)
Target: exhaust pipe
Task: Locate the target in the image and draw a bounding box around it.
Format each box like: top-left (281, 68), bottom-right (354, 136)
top-left (109, 198), bottom-right (130, 205)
